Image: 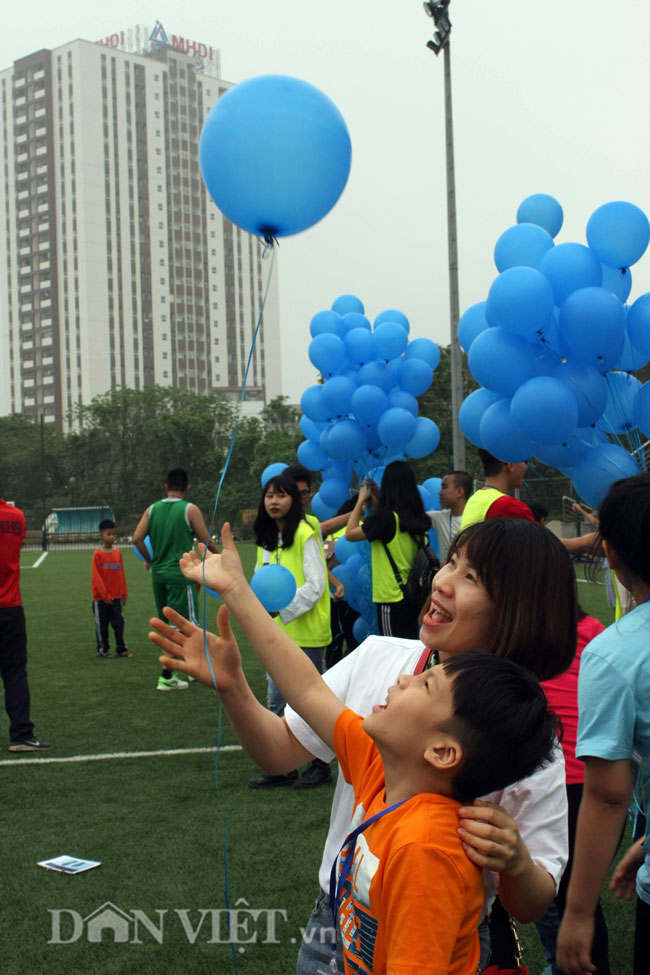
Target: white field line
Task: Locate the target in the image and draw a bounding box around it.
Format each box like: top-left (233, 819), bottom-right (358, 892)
top-left (24, 551), bottom-right (48, 568)
top-left (0, 744), bottom-right (242, 767)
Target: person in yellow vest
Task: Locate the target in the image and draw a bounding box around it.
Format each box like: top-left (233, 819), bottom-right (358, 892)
top-left (460, 449), bottom-right (535, 530)
top-left (249, 472), bottom-right (331, 789)
top-left (346, 460), bottom-right (431, 639)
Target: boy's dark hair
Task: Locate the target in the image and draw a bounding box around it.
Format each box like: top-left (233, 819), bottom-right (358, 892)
top-left (599, 472), bottom-right (650, 587)
top-left (98, 519), bottom-right (115, 532)
top-left (477, 448), bottom-right (506, 478)
top-left (285, 464), bottom-right (312, 489)
top-left (254, 474), bottom-right (303, 550)
top-left (166, 468), bottom-right (189, 491)
top-left (447, 520), bottom-right (577, 681)
top-left (441, 652), bottom-right (558, 803)
top-left (528, 501), bottom-right (549, 523)
top-left (449, 471), bottom-right (473, 500)
top-left (377, 461), bottom-right (430, 535)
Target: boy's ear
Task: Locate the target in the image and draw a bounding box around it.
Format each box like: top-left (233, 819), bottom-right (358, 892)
top-left (424, 736), bottom-right (463, 773)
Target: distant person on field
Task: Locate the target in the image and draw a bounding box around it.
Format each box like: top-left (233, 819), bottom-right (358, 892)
top-left (0, 497), bottom-right (51, 753)
top-left (528, 501), bottom-right (549, 526)
top-left (460, 449), bottom-right (534, 528)
top-left (133, 468), bottom-right (217, 691)
top-left (426, 470), bottom-right (472, 562)
top-left (92, 519), bottom-right (131, 658)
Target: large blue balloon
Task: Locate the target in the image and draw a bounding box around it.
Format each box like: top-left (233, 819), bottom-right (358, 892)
top-left (516, 194), bottom-right (564, 238)
top-left (378, 407), bottom-right (417, 447)
top-left (510, 376), bottom-right (579, 444)
top-left (332, 294), bottom-right (364, 315)
top-left (551, 360), bottom-right (607, 428)
top-left (319, 477), bottom-right (349, 510)
top-left (586, 201), bottom-right (650, 269)
top-left (468, 328), bottom-right (537, 396)
top-left (558, 287), bottom-right (626, 373)
top-left (387, 388), bottom-right (418, 416)
top-left (344, 327), bottom-right (375, 365)
top-left (479, 399), bottom-right (536, 462)
top-left (458, 388), bottom-right (502, 446)
top-left (396, 358), bottom-right (433, 396)
top-left (311, 491), bottom-right (337, 521)
top-left (322, 375), bottom-right (356, 416)
top-left (634, 381), bottom-right (650, 438)
top-left (260, 462), bottom-right (288, 487)
top-left (326, 419), bottom-right (367, 461)
top-left (200, 75), bottom-right (351, 238)
top-left (372, 322), bottom-right (408, 362)
top-left (351, 384), bottom-right (388, 425)
top-left (600, 264), bottom-right (632, 303)
top-left (572, 443), bottom-right (640, 507)
top-left (404, 337), bottom-right (441, 370)
top-left (297, 439), bottom-right (328, 471)
top-left (486, 267), bottom-right (554, 340)
top-left (601, 371), bottom-right (642, 433)
top-left (310, 309), bottom-right (344, 338)
top-left (374, 309), bottom-right (410, 333)
top-left (458, 302), bottom-right (490, 352)
top-left (300, 384), bottom-right (332, 422)
top-left (251, 564), bottom-right (297, 612)
top-left (334, 535), bottom-right (359, 563)
top-left (404, 417), bottom-right (440, 458)
top-left (423, 478), bottom-right (442, 506)
top-left (494, 223), bottom-right (554, 271)
top-left (300, 415), bottom-right (324, 441)
top-left (133, 535), bottom-right (154, 561)
top-left (616, 327), bottom-right (649, 373)
top-left (626, 294), bottom-right (650, 358)
top-left (308, 333), bottom-right (347, 377)
top-left (357, 360), bottom-right (392, 391)
top-left (539, 243), bottom-right (603, 307)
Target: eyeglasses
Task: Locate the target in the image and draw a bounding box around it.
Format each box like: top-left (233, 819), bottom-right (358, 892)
top-left (298, 490), bottom-right (311, 499)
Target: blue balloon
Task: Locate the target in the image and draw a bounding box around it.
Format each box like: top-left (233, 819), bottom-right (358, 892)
top-left (297, 439), bottom-right (328, 471)
top-left (251, 563), bottom-right (297, 612)
top-left (539, 243), bottom-right (603, 307)
top-left (486, 267), bottom-right (554, 340)
top-left (373, 309), bottom-right (410, 333)
top-left (199, 75), bottom-right (351, 238)
top-left (353, 616), bottom-right (374, 643)
top-left (458, 388), bottom-right (502, 446)
top-left (326, 419), bottom-right (367, 461)
top-left (332, 294), bottom-right (364, 315)
top-left (351, 384), bottom-right (388, 425)
top-left (601, 371), bottom-right (642, 433)
top-left (357, 360), bottom-right (393, 391)
top-left (423, 477), bottom-right (443, 502)
top-left (341, 312), bottom-right (371, 333)
top-left (372, 322), bottom-right (408, 361)
top-left (311, 491), bottom-right (337, 521)
top-left (480, 399), bottom-right (537, 462)
top-left (377, 407), bottom-right (417, 447)
top-left (551, 360), bottom-right (607, 428)
top-left (344, 327), bottom-right (375, 365)
top-left (468, 328), bottom-right (537, 396)
top-left (600, 264), bottom-right (632, 303)
top-left (260, 462), bottom-right (289, 487)
top-left (323, 460), bottom-right (351, 482)
top-left (494, 223), bottom-right (554, 271)
top-left (396, 358), bottom-right (433, 396)
top-left (616, 327), bottom-right (649, 373)
top-left (322, 375), bottom-right (356, 416)
top-left (308, 333), bottom-right (347, 377)
top-left (516, 194), bottom-right (564, 238)
top-left (404, 337), bottom-right (441, 371)
top-left (133, 535), bottom-right (154, 561)
top-left (634, 381), bottom-right (650, 438)
top-left (319, 477), bottom-right (349, 510)
top-left (334, 535), bottom-right (359, 563)
top-left (586, 201), bottom-right (650, 269)
top-left (310, 309), bottom-right (344, 338)
top-left (300, 384), bottom-right (333, 423)
top-left (387, 388), bottom-right (418, 416)
top-left (404, 417), bottom-right (440, 458)
top-left (558, 287), bottom-right (626, 373)
top-left (572, 443), bottom-right (640, 507)
top-left (511, 376), bottom-right (579, 444)
top-left (626, 293), bottom-right (650, 358)
top-left (458, 302), bottom-right (490, 352)
top-left (300, 415), bottom-right (324, 441)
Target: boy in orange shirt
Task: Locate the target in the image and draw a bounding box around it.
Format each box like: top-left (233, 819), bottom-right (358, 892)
top-left (164, 526), bottom-right (557, 975)
top-left (91, 519), bottom-right (131, 658)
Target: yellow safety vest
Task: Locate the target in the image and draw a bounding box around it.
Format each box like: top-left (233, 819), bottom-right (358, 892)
top-left (370, 511), bottom-right (418, 604)
top-left (460, 488), bottom-right (505, 530)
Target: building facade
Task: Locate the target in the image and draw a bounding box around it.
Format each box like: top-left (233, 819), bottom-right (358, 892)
top-left (0, 25), bottom-right (282, 429)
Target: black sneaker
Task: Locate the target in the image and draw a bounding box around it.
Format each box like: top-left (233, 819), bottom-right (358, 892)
top-left (247, 771), bottom-right (299, 789)
top-left (8, 737), bottom-right (52, 753)
top-left (293, 759), bottom-right (333, 790)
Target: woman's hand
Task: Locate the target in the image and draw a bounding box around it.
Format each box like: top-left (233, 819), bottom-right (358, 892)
top-left (610, 836), bottom-right (645, 901)
top-left (457, 799), bottom-right (524, 874)
top-left (179, 523), bottom-right (245, 597)
top-left (148, 604), bottom-right (244, 690)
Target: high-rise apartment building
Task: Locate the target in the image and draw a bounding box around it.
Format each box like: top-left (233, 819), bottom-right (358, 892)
top-left (0, 23), bottom-right (282, 429)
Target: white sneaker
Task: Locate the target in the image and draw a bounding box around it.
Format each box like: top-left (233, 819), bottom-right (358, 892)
top-left (157, 676), bottom-right (189, 691)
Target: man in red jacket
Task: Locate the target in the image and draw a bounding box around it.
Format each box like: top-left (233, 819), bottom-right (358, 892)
top-left (0, 498), bottom-right (51, 752)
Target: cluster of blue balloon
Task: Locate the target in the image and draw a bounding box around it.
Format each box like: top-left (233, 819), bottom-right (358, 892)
top-left (458, 195), bottom-right (650, 506)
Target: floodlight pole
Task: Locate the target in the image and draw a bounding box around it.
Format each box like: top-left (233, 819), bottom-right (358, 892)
top-left (423, 0), bottom-right (465, 469)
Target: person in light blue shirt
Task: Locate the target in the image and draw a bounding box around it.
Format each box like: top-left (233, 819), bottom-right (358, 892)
top-left (557, 472), bottom-right (650, 975)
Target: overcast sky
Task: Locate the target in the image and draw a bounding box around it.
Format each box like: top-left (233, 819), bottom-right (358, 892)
top-left (4, 1), bottom-right (650, 402)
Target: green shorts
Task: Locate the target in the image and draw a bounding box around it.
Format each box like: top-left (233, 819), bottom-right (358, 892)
top-left (151, 576), bottom-right (198, 624)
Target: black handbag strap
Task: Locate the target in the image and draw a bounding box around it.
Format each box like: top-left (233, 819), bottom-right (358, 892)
top-left (381, 533), bottom-right (427, 592)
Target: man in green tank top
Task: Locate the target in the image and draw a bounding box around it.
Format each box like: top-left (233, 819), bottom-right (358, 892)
top-left (133, 468), bottom-right (217, 691)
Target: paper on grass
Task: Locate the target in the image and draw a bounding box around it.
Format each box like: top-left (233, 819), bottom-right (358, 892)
top-left (38, 855), bottom-right (101, 874)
